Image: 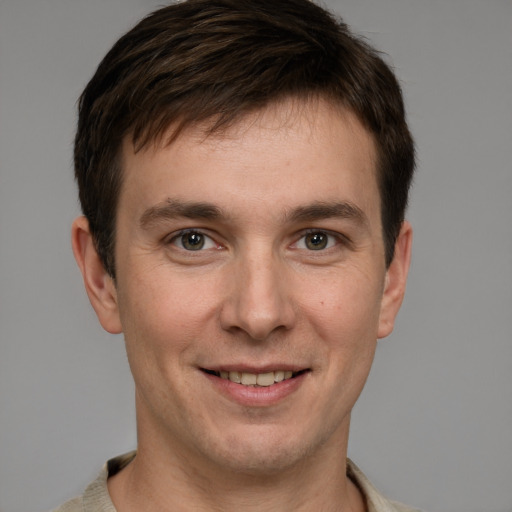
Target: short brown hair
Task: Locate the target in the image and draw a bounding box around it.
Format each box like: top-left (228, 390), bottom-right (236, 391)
top-left (75, 0), bottom-right (415, 276)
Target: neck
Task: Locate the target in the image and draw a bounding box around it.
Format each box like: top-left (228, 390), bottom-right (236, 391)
top-left (108, 395), bottom-right (365, 512)
top-left (108, 435), bottom-right (365, 512)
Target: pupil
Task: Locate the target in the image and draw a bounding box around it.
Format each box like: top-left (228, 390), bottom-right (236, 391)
top-left (306, 232), bottom-right (327, 250)
top-left (183, 232), bottom-right (204, 250)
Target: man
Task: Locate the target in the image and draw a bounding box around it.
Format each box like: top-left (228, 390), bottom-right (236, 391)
top-left (58, 0), bottom-right (417, 510)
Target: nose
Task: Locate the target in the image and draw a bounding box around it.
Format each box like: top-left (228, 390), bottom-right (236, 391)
top-left (219, 250), bottom-right (296, 341)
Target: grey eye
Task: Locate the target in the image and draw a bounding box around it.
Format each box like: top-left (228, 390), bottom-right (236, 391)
top-left (180, 232), bottom-right (205, 250)
top-left (304, 232), bottom-right (329, 250)
top-left (168, 230), bottom-right (219, 252)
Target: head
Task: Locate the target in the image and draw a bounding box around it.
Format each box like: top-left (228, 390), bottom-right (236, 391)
top-left (74, 0), bottom-right (415, 278)
top-left (72, 0), bottom-right (415, 482)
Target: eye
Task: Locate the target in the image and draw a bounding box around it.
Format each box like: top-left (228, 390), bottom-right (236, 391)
top-left (295, 231), bottom-right (338, 251)
top-left (170, 230), bottom-right (217, 251)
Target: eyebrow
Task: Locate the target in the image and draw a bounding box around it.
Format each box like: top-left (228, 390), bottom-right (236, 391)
top-left (139, 199), bottom-right (223, 229)
top-left (284, 201), bottom-right (369, 228)
top-left (139, 198), bottom-right (369, 230)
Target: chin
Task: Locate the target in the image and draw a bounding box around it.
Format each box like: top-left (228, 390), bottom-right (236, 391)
top-left (196, 423), bottom-right (333, 476)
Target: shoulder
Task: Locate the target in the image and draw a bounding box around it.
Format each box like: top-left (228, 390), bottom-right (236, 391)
top-left (347, 459), bottom-right (424, 512)
top-left (51, 452), bottom-right (136, 512)
top-left (388, 499), bottom-right (423, 512)
top-left (51, 496), bottom-right (82, 512)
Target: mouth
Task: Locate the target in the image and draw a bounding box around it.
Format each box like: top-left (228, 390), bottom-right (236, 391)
top-left (201, 369), bottom-right (309, 387)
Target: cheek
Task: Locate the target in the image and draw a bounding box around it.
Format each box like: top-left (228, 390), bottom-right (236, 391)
top-left (117, 270), bottom-right (216, 372)
top-left (297, 269), bottom-right (383, 344)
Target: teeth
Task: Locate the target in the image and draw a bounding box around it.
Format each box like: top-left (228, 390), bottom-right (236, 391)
top-left (256, 372), bottom-right (275, 386)
top-left (241, 373), bottom-right (257, 385)
top-left (218, 370), bottom-right (299, 386)
top-left (274, 370), bottom-right (285, 382)
top-left (229, 371), bottom-right (241, 383)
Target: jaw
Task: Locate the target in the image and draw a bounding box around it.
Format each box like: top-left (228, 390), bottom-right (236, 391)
top-left (133, 361), bottom-right (353, 476)
top-left (124, 395), bottom-right (354, 512)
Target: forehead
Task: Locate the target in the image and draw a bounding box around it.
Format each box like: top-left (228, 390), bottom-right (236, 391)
top-left (119, 98), bottom-right (380, 225)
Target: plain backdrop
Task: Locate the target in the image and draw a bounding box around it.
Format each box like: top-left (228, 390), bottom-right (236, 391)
top-left (1, 1), bottom-right (511, 511)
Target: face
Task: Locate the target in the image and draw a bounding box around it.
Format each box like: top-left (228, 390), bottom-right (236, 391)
top-left (76, 99), bottom-right (411, 476)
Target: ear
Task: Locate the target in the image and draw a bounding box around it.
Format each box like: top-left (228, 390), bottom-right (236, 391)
top-left (377, 221), bottom-right (413, 339)
top-left (71, 216), bottom-right (122, 334)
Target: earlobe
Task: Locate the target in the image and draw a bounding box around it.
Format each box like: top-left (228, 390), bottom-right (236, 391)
top-left (377, 221), bottom-right (413, 339)
top-left (71, 216), bottom-right (123, 334)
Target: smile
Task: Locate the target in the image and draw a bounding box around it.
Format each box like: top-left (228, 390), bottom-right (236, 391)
top-left (202, 369), bottom-right (307, 387)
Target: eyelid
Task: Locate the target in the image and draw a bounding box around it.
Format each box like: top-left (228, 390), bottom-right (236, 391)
top-left (166, 228), bottom-right (220, 250)
top-left (292, 229), bottom-right (351, 250)
top-left (163, 227), bottom-right (351, 252)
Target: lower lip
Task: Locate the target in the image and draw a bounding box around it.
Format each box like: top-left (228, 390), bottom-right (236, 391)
top-left (202, 371), bottom-right (308, 407)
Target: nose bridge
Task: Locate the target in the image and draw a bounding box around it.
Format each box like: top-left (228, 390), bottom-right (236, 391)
top-left (221, 242), bottom-right (294, 340)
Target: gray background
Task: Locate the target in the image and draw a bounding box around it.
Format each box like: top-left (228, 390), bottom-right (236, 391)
top-left (1, 1), bottom-right (511, 511)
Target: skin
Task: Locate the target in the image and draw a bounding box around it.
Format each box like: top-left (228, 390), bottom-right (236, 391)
top-left (72, 98), bottom-right (412, 512)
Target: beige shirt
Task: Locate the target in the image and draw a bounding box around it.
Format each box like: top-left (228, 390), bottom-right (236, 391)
top-left (53, 452), bottom-right (421, 512)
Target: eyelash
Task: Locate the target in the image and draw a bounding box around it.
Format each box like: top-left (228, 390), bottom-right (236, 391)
top-left (167, 229), bottom-right (218, 251)
top-left (166, 228), bottom-right (349, 252)
top-left (292, 229), bottom-right (350, 252)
